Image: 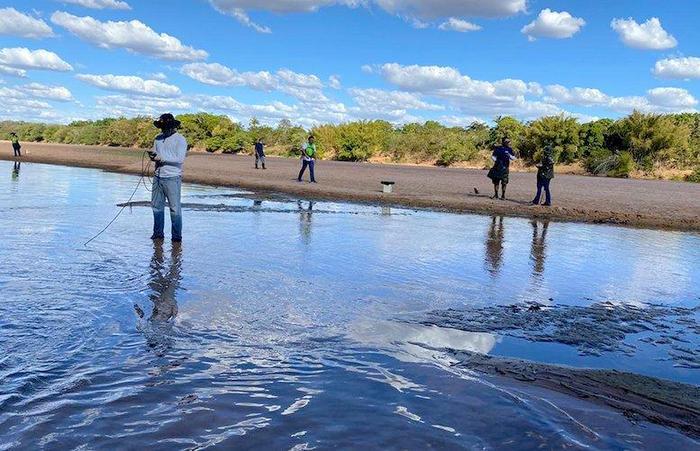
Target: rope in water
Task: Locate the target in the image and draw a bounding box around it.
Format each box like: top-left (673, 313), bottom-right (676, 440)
top-left (83, 151), bottom-right (154, 247)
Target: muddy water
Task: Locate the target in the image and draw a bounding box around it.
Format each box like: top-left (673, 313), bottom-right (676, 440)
top-left (0, 161), bottom-right (698, 450)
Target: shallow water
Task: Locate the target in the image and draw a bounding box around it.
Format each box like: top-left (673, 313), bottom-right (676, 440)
top-left (1, 161), bottom-right (699, 450)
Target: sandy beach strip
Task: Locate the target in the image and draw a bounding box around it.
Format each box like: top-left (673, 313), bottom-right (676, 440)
top-left (3, 141), bottom-right (700, 232)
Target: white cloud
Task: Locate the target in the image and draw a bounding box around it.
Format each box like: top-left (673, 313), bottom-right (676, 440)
top-left (18, 82), bottom-right (73, 101)
top-left (545, 84), bottom-right (697, 113)
top-left (210, 0), bottom-right (526, 32)
top-left (611, 17), bottom-right (677, 50)
top-left (0, 65), bottom-right (27, 77)
top-left (59, 0), bottom-right (131, 10)
top-left (0, 8), bottom-right (54, 39)
top-left (95, 95), bottom-right (191, 116)
top-left (0, 47), bottom-right (73, 72)
top-left (329, 75), bottom-right (342, 89)
top-left (51, 12), bottom-right (208, 61)
top-left (76, 74), bottom-right (182, 97)
top-left (375, 62), bottom-right (562, 119)
top-left (653, 57), bottom-right (700, 79)
top-left (522, 9), bottom-right (585, 41)
top-left (181, 62), bottom-right (328, 102)
top-left (374, 0), bottom-right (527, 19)
top-left (438, 18), bottom-right (481, 33)
top-left (646, 87), bottom-right (697, 108)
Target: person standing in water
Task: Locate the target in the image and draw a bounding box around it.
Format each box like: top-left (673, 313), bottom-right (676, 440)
top-left (10, 132), bottom-right (21, 157)
top-left (254, 138), bottom-right (266, 169)
top-left (297, 135), bottom-right (317, 183)
top-left (532, 145), bottom-right (555, 206)
top-left (487, 138), bottom-right (517, 200)
top-left (148, 113), bottom-right (188, 242)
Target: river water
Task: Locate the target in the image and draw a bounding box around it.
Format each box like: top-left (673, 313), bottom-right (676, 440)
top-left (1, 161), bottom-right (699, 450)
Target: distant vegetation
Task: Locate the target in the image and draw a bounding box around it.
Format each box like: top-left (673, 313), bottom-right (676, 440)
top-left (2, 111), bottom-right (699, 181)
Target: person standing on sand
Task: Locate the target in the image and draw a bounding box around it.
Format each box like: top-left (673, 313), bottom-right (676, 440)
top-left (532, 145), bottom-right (555, 206)
top-left (254, 138), bottom-right (266, 169)
top-left (148, 113), bottom-right (188, 242)
top-left (487, 138), bottom-right (516, 200)
top-left (298, 135), bottom-right (317, 183)
top-left (10, 132), bottom-right (21, 157)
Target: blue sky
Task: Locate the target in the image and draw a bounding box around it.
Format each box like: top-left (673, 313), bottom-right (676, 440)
top-left (0, 0), bottom-right (699, 126)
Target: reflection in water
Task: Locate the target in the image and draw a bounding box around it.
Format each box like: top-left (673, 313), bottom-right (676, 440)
top-left (11, 161), bottom-right (20, 180)
top-left (253, 199), bottom-right (263, 208)
top-left (484, 216), bottom-right (505, 277)
top-left (298, 200), bottom-right (314, 244)
top-left (139, 240), bottom-right (182, 323)
top-left (530, 220), bottom-right (549, 279)
top-left (350, 320), bottom-right (496, 365)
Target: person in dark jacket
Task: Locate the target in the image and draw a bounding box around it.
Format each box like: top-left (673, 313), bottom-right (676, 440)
top-left (487, 138), bottom-right (516, 200)
top-left (254, 138), bottom-right (266, 169)
top-left (532, 145), bottom-right (555, 206)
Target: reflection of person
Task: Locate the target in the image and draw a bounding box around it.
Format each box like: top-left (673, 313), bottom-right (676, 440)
top-left (140, 240), bottom-right (182, 322)
top-left (297, 135), bottom-right (317, 183)
top-left (10, 132), bottom-right (21, 157)
top-left (254, 138), bottom-right (266, 170)
top-left (485, 216), bottom-right (505, 276)
top-left (298, 200), bottom-right (314, 243)
top-left (487, 138), bottom-right (516, 200)
top-left (149, 113), bottom-right (188, 242)
top-left (529, 220), bottom-right (549, 278)
top-left (12, 161), bottom-right (20, 180)
top-left (532, 145), bottom-right (555, 206)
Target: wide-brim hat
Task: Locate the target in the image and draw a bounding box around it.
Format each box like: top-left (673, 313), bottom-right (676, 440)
top-left (153, 113), bottom-right (181, 129)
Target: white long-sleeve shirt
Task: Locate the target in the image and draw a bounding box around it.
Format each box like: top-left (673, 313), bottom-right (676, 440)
top-left (153, 132), bottom-right (187, 178)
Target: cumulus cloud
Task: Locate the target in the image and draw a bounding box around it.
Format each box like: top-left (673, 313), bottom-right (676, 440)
top-left (329, 75), bottom-right (342, 89)
top-left (18, 82), bottom-right (73, 101)
top-left (0, 47), bottom-right (73, 72)
top-left (59, 0), bottom-right (131, 10)
top-left (95, 95), bottom-right (191, 116)
top-left (646, 87), bottom-right (698, 108)
top-left (611, 17), bottom-right (677, 50)
top-left (0, 8), bottom-right (54, 39)
top-left (181, 62), bottom-right (328, 102)
top-left (210, 0), bottom-right (526, 32)
top-left (349, 88), bottom-right (443, 121)
top-left (375, 62), bottom-right (562, 119)
top-left (76, 74), bottom-right (182, 97)
top-left (438, 18), bottom-right (481, 32)
top-left (545, 84), bottom-right (697, 113)
top-left (653, 57), bottom-right (700, 79)
top-left (51, 12), bottom-right (208, 61)
top-left (521, 9), bottom-right (585, 41)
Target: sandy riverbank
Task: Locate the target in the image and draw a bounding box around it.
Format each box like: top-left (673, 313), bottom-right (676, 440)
top-left (2, 141), bottom-right (699, 231)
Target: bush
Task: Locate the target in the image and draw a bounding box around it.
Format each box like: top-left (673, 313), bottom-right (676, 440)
top-left (686, 168), bottom-right (700, 183)
top-left (585, 149), bottom-right (635, 178)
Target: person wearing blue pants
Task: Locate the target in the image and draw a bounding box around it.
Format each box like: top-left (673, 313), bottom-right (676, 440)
top-left (298, 135), bottom-right (317, 183)
top-left (532, 145), bottom-right (555, 206)
top-left (149, 113), bottom-right (188, 242)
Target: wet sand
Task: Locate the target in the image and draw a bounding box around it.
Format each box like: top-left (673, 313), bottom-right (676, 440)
top-left (3, 141), bottom-right (700, 231)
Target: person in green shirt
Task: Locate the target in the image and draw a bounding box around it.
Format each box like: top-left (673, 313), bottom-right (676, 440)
top-left (297, 135), bottom-right (317, 183)
top-left (10, 132), bottom-right (21, 157)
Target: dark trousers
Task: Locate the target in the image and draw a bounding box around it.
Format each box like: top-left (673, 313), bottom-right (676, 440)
top-left (298, 159), bottom-right (315, 182)
top-left (533, 178), bottom-right (552, 205)
top-left (13, 144), bottom-right (21, 157)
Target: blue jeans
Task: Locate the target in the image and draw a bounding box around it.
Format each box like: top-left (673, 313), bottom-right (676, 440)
top-left (152, 176), bottom-right (182, 240)
top-left (533, 178), bottom-right (552, 205)
top-left (298, 159), bottom-right (315, 182)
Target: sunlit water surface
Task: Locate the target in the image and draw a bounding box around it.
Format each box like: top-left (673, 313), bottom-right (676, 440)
top-left (1, 161), bottom-right (699, 450)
